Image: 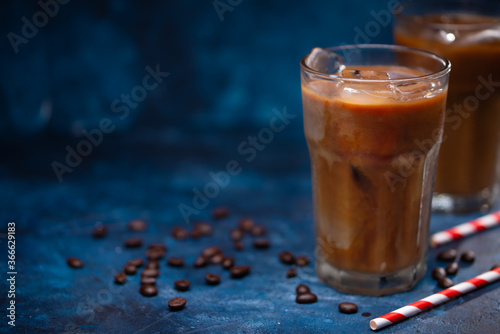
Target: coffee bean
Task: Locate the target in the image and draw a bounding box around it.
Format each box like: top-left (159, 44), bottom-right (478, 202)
top-left (253, 238), bottom-right (270, 249)
top-left (460, 250), bottom-right (476, 263)
top-left (140, 276), bottom-right (156, 285)
top-left (339, 302), bottom-right (358, 314)
top-left (279, 251), bottom-right (295, 265)
top-left (296, 284), bottom-right (310, 295)
top-left (295, 255), bottom-right (309, 267)
top-left (123, 264), bottom-right (138, 275)
top-left (201, 246), bottom-right (221, 259)
top-left (146, 249), bottom-right (165, 261)
top-left (362, 312), bottom-right (372, 317)
top-left (239, 218), bottom-right (254, 231)
top-left (67, 257), bottom-right (84, 268)
top-left (174, 279), bottom-right (190, 291)
top-left (230, 228), bottom-right (244, 241)
top-left (128, 219), bottom-right (147, 231)
top-left (168, 297), bottom-right (187, 311)
top-left (124, 237), bottom-right (143, 248)
top-left (234, 240), bottom-right (244, 251)
top-left (230, 265), bottom-right (250, 278)
top-left (190, 229), bottom-right (203, 239)
top-left (127, 258), bottom-right (144, 268)
top-left (92, 224), bottom-right (107, 238)
top-left (445, 262), bottom-right (460, 275)
top-left (431, 267), bottom-right (446, 280)
top-left (167, 257), bottom-right (185, 267)
top-left (296, 293), bottom-right (317, 304)
top-left (139, 284), bottom-right (158, 297)
top-left (145, 261), bottom-right (160, 269)
top-left (193, 222), bottom-right (213, 235)
top-left (171, 227), bottom-right (189, 240)
top-left (286, 268), bottom-right (297, 278)
top-left (114, 272), bottom-right (127, 284)
top-left (194, 256), bottom-right (208, 268)
top-left (148, 243), bottom-right (167, 251)
top-left (210, 254), bottom-right (225, 265)
top-left (437, 277), bottom-right (454, 289)
top-left (437, 249), bottom-right (457, 262)
top-left (212, 207), bottom-right (229, 219)
top-left (222, 257), bottom-right (235, 269)
top-left (491, 263), bottom-right (500, 270)
top-left (205, 273), bottom-right (221, 285)
top-left (250, 225), bottom-right (267, 236)
top-left (141, 269), bottom-right (160, 277)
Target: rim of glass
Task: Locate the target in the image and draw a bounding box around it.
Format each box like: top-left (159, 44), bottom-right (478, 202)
top-left (395, 0), bottom-right (500, 31)
top-left (300, 44), bottom-right (451, 84)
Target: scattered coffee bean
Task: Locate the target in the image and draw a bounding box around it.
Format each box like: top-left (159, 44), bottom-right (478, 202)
top-left (92, 224), bottom-right (107, 238)
top-left (279, 251), bottom-right (295, 265)
top-left (141, 268), bottom-right (160, 277)
top-left (296, 284), bottom-right (311, 295)
top-left (286, 268), bottom-right (297, 278)
top-left (146, 249), bottom-right (165, 261)
top-left (230, 228), bottom-right (244, 241)
top-left (296, 293), bottom-right (317, 304)
top-left (168, 297), bottom-right (187, 311)
top-left (194, 256), bottom-right (208, 268)
top-left (362, 312), bottom-right (372, 317)
top-left (124, 237), bottom-right (143, 248)
top-left (193, 222), bottom-right (212, 235)
top-left (145, 261), bottom-right (160, 269)
top-left (123, 264), bottom-right (138, 275)
top-left (253, 238), bottom-right (270, 249)
top-left (431, 267), bottom-right (446, 280)
top-left (140, 276), bottom-right (156, 285)
top-left (234, 240), bottom-right (244, 251)
top-left (295, 255), bottom-right (309, 267)
top-left (491, 264), bottom-right (500, 270)
top-left (167, 257), bottom-right (185, 267)
top-left (67, 257), bottom-right (84, 269)
top-left (437, 248), bottom-right (457, 262)
top-left (210, 254), bottom-right (225, 265)
top-left (114, 272), bottom-right (127, 284)
top-left (230, 265), bottom-right (250, 278)
top-left (339, 302), bottom-right (358, 314)
top-left (222, 257), bottom-right (235, 269)
top-left (174, 279), bottom-right (191, 291)
top-left (202, 246), bottom-right (222, 259)
top-left (128, 219), bottom-right (147, 231)
top-left (148, 243), bottom-right (167, 251)
top-left (446, 262), bottom-right (460, 275)
top-left (212, 207), bottom-right (229, 220)
top-left (127, 258), bottom-right (144, 268)
top-left (205, 273), bottom-right (221, 285)
top-left (171, 227), bottom-right (189, 240)
top-left (460, 250), bottom-right (476, 263)
top-left (139, 284), bottom-right (158, 297)
top-left (239, 218), bottom-right (254, 231)
top-left (190, 229), bottom-right (203, 239)
top-left (437, 277), bottom-right (454, 289)
top-left (250, 225), bottom-right (267, 236)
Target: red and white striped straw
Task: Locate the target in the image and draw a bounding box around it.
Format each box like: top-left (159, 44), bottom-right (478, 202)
top-left (430, 211), bottom-right (500, 247)
top-left (369, 267), bottom-right (500, 331)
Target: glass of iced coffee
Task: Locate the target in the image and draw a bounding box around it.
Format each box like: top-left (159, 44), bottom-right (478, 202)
top-left (394, 0), bottom-right (500, 213)
top-left (301, 45), bottom-right (450, 295)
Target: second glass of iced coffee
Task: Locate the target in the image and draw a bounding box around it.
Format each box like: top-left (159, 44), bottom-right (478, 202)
top-left (301, 45), bottom-right (450, 295)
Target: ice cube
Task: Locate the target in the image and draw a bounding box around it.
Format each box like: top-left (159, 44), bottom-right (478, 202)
top-left (305, 47), bottom-right (343, 74)
top-left (340, 69), bottom-right (391, 80)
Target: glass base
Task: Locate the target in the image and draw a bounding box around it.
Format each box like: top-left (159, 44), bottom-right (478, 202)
top-left (316, 258), bottom-right (426, 296)
top-left (432, 189), bottom-right (494, 213)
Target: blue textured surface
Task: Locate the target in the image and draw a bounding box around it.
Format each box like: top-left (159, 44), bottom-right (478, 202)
top-left (1, 0), bottom-right (500, 333)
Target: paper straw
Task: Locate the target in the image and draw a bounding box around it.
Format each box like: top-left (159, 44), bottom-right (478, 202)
top-left (430, 211), bottom-right (500, 247)
top-left (369, 267), bottom-right (500, 331)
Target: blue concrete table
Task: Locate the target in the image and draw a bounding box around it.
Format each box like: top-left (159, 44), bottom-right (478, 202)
top-left (1, 128), bottom-right (499, 333)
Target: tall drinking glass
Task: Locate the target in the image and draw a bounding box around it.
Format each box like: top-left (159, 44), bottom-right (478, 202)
top-left (301, 45), bottom-right (450, 295)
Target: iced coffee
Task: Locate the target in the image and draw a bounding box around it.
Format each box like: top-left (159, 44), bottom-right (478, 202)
top-left (301, 45), bottom-right (450, 295)
top-left (394, 1), bottom-right (500, 212)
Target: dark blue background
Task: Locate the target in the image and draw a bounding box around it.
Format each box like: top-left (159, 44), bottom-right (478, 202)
top-left (1, 0), bottom-right (499, 333)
